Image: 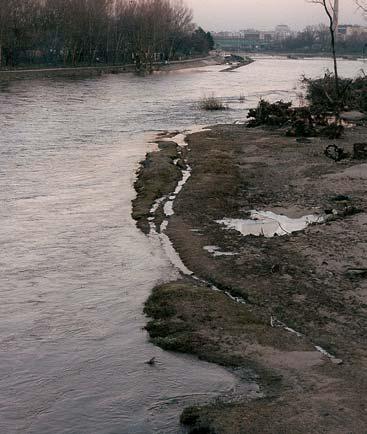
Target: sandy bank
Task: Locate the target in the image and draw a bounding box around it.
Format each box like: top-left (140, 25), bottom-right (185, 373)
top-left (134, 122), bottom-right (367, 433)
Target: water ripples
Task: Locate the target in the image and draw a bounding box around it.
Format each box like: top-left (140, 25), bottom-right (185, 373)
top-left (0, 57), bottom-right (364, 433)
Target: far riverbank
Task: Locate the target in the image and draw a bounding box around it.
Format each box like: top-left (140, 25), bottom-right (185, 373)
top-left (232, 51), bottom-right (366, 60)
top-left (0, 56), bottom-right (221, 80)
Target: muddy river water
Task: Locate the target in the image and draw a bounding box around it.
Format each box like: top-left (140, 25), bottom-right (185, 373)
top-left (0, 57), bottom-right (364, 433)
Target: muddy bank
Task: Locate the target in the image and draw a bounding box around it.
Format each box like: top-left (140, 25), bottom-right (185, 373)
top-left (133, 124), bottom-right (367, 433)
top-left (132, 138), bottom-right (184, 234)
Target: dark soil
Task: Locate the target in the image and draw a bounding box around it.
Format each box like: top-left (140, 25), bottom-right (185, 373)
top-left (134, 124), bottom-right (367, 433)
top-left (132, 140), bottom-right (183, 233)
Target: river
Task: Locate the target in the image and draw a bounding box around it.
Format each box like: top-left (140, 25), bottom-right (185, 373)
top-left (0, 57), bottom-right (365, 434)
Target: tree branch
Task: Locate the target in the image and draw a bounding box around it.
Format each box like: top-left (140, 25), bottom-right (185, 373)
top-left (355, 0), bottom-right (367, 13)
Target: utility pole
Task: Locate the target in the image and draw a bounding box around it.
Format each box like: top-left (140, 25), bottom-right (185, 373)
top-left (333, 0), bottom-right (339, 31)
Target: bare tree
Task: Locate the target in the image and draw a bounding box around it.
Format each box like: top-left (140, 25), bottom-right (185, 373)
top-left (355, 0), bottom-right (367, 13)
top-left (308, 0), bottom-right (340, 99)
top-left (0, 0), bottom-right (205, 69)
top-left (116, 0), bottom-right (193, 72)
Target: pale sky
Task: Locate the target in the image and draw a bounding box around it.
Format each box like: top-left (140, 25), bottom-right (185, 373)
top-left (186, 0), bottom-right (366, 31)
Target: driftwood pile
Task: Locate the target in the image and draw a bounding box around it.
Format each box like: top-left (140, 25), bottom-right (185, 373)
top-left (304, 73), bottom-right (367, 114)
top-left (247, 100), bottom-right (344, 139)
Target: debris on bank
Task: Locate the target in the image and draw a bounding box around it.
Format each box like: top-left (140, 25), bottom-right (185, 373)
top-left (247, 99), bottom-right (345, 139)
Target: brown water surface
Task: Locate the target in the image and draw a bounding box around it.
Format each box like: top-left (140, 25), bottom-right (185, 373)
top-left (0, 58), bottom-right (364, 433)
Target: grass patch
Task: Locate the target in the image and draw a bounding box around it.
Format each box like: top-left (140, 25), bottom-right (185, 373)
top-left (144, 279), bottom-right (306, 368)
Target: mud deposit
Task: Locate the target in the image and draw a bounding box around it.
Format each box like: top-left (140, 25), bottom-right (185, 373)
top-left (134, 124), bottom-right (367, 433)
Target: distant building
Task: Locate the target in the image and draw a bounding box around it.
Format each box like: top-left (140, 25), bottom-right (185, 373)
top-left (239, 29), bottom-right (261, 42)
top-left (337, 24), bottom-right (367, 41)
top-left (212, 25), bottom-right (293, 51)
top-left (274, 25), bottom-right (292, 40)
top-left (214, 31), bottom-right (240, 38)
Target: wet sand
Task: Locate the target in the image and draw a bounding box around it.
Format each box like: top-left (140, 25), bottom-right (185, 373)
top-left (134, 123), bottom-right (367, 433)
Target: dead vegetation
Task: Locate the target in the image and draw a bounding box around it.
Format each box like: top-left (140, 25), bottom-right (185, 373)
top-left (304, 72), bottom-right (367, 114)
top-left (198, 94), bottom-right (226, 111)
top-left (247, 99), bottom-right (344, 139)
top-left (247, 74), bottom-right (367, 139)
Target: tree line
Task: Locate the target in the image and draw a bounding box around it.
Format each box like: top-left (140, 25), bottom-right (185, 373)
top-left (271, 24), bottom-right (367, 55)
top-left (0, 0), bottom-right (214, 69)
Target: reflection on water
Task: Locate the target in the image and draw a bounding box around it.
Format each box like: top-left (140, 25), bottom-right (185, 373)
top-left (0, 57), bottom-right (364, 434)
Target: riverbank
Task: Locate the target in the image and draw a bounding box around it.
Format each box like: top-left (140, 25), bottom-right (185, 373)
top-left (134, 122), bottom-right (367, 433)
top-left (0, 57), bottom-right (219, 80)
top-left (235, 51), bottom-right (365, 60)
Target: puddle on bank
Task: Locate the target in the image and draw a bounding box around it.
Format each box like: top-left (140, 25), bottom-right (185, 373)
top-left (148, 126), bottom-right (211, 276)
top-left (216, 210), bottom-right (324, 237)
top-left (148, 127), bottom-right (250, 311)
top-left (147, 130), bottom-right (339, 372)
top-left (203, 245), bottom-right (238, 257)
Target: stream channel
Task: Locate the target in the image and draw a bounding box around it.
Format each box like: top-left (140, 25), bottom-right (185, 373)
top-left (0, 57), bottom-right (364, 433)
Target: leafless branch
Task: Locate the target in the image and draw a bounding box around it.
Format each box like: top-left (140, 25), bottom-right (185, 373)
top-left (306, 0), bottom-right (340, 104)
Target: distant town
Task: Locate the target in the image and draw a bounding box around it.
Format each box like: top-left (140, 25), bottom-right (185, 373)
top-left (212, 23), bottom-right (367, 55)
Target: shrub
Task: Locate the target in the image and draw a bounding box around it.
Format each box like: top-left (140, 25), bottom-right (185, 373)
top-left (199, 94), bottom-right (226, 111)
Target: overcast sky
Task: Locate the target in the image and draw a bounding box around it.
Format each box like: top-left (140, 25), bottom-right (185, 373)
top-left (185, 0), bottom-right (366, 31)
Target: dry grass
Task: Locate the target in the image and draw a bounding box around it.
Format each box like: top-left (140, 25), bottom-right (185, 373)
top-left (198, 94), bottom-right (226, 111)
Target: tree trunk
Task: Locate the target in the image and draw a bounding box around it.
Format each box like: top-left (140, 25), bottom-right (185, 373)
top-left (329, 23), bottom-right (339, 100)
